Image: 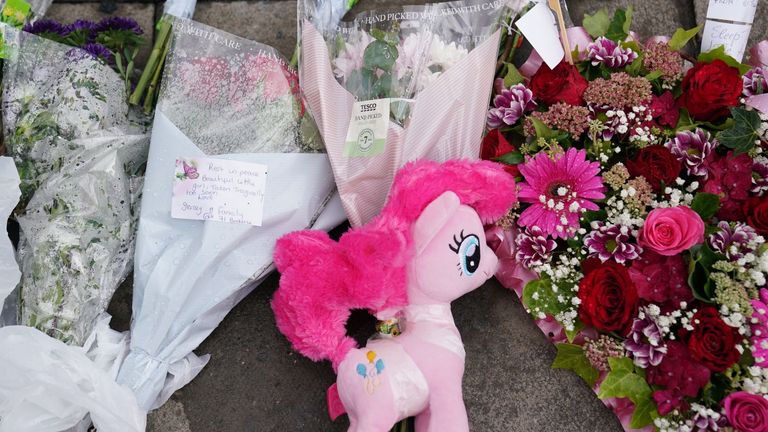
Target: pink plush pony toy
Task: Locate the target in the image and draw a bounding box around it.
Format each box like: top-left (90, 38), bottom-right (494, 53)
top-left (272, 160), bottom-right (516, 431)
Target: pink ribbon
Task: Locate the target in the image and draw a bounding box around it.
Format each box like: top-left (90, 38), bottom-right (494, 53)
top-left (485, 225), bottom-right (538, 297)
top-left (749, 40), bottom-right (768, 68)
top-left (520, 26), bottom-right (593, 77)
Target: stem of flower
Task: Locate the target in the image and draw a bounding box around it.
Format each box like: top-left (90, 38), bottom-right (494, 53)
top-left (143, 33), bottom-right (171, 114)
top-left (130, 17), bottom-right (172, 106)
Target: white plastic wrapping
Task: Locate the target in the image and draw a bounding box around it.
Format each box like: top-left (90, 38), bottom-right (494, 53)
top-left (163, 0), bottom-right (197, 20)
top-left (115, 17), bottom-right (343, 410)
top-left (0, 321), bottom-right (144, 432)
top-left (0, 24), bottom-right (149, 345)
top-left (0, 157), bottom-right (21, 325)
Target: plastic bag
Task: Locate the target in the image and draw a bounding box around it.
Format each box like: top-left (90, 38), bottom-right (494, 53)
top-left (0, 0), bottom-right (52, 27)
top-left (115, 17), bottom-right (344, 410)
top-left (0, 24), bottom-right (150, 345)
top-left (0, 321), bottom-right (144, 432)
top-left (0, 157), bottom-right (21, 326)
top-left (299, 0), bottom-right (525, 226)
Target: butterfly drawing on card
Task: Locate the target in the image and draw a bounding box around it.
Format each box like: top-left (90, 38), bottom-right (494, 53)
top-left (176, 159), bottom-right (200, 181)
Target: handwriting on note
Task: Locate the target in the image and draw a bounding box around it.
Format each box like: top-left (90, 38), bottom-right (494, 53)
top-left (171, 157), bottom-right (268, 226)
top-left (706, 0), bottom-right (758, 23)
top-left (701, 20), bottom-right (752, 62)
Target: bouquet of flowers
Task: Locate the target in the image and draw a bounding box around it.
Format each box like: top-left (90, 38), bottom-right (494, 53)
top-left (483, 7), bottom-right (768, 431)
top-left (114, 17), bottom-right (342, 410)
top-left (299, 0), bottom-right (524, 226)
top-left (0, 22), bottom-right (149, 345)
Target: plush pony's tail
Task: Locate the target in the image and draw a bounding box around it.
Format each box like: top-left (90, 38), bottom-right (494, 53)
top-left (272, 228), bottom-right (409, 370)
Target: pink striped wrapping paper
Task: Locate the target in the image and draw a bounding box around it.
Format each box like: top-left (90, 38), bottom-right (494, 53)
top-left (301, 21), bottom-right (502, 226)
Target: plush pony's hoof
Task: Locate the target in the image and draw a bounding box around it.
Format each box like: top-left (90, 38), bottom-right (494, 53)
top-left (327, 383), bottom-right (346, 420)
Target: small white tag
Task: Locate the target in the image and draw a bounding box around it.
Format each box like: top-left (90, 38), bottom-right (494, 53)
top-left (516, 2), bottom-right (564, 70)
top-left (706, 0), bottom-right (758, 24)
top-left (171, 157), bottom-right (268, 226)
top-left (701, 19), bottom-right (752, 62)
top-left (345, 98), bottom-right (389, 157)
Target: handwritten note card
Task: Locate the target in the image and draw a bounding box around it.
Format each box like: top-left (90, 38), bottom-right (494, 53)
top-left (706, 0), bottom-right (758, 24)
top-left (701, 20), bottom-right (752, 62)
top-left (171, 157), bottom-right (268, 226)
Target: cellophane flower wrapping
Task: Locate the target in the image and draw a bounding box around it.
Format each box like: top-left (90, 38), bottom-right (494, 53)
top-left (115, 16), bottom-right (341, 410)
top-left (299, 0), bottom-right (525, 226)
top-left (0, 24), bottom-right (149, 345)
top-left (0, 0), bottom-right (52, 28)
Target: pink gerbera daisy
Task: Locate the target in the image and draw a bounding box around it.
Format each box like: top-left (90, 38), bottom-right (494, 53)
top-left (518, 147), bottom-right (605, 239)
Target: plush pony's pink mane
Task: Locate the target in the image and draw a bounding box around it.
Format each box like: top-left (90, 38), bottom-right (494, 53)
top-left (272, 160), bottom-right (516, 369)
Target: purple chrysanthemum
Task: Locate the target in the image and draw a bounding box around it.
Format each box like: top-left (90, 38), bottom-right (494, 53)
top-left (23, 19), bottom-right (68, 37)
top-left (487, 84), bottom-right (536, 128)
top-left (515, 226), bottom-right (557, 269)
top-left (709, 221), bottom-right (761, 260)
top-left (584, 223), bottom-right (642, 264)
top-left (93, 16), bottom-right (143, 35)
top-left (753, 156), bottom-right (768, 195)
top-left (744, 67), bottom-right (767, 97)
top-left (624, 316), bottom-right (667, 368)
top-left (664, 128), bottom-right (719, 178)
top-left (80, 43), bottom-right (114, 64)
top-left (67, 19), bottom-right (96, 33)
top-left (587, 37), bottom-right (638, 69)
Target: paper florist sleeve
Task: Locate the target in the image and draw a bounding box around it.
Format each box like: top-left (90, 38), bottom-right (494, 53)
top-left (300, 0), bottom-right (525, 226)
top-left (115, 17), bottom-right (340, 410)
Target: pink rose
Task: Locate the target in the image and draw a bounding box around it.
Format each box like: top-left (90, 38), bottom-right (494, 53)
top-left (724, 391), bottom-right (768, 432)
top-left (638, 206), bottom-right (705, 256)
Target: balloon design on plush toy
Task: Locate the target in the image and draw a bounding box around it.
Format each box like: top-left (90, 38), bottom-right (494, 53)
top-left (272, 160), bottom-right (517, 432)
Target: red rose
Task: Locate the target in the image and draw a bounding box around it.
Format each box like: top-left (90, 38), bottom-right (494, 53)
top-left (481, 129), bottom-right (520, 177)
top-left (744, 197), bottom-right (768, 236)
top-left (626, 146), bottom-right (682, 191)
top-left (529, 61), bottom-right (588, 106)
top-left (678, 60), bottom-right (742, 122)
top-left (578, 261), bottom-right (639, 335)
top-left (683, 307), bottom-right (741, 373)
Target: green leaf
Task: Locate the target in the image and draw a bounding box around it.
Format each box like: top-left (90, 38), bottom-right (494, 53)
top-left (552, 343), bottom-right (600, 387)
top-left (676, 109), bottom-right (696, 130)
top-left (688, 244), bottom-right (719, 302)
top-left (583, 9), bottom-right (611, 38)
top-left (522, 278), bottom-right (574, 318)
top-left (363, 40), bottom-right (398, 71)
top-left (605, 7), bottom-right (632, 41)
top-left (503, 63), bottom-right (525, 87)
top-left (598, 357), bottom-right (658, 429)
top-left (698, 46), bottom-right (751, 74)
top-left (529, 116), bottom-right (568, 141)
top-left (495, 151), bottom-right (524, 165)
top-left (369, 28), bottom-right (399, 46)
top-left (564, 320), bottom-right (584, 343)
top-left (717, 107), bottom-right (762, 154)
top-left (668, 26), bottom-right (701, 51)
top-left (690, 193), bottom-right (721, 220)
top-left (644, 70), bottom-right (663, 81)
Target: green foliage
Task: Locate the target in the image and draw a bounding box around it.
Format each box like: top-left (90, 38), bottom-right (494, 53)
top-left (668, 26), bottom-right (701, 51)
top-left (717, 107), bottom-right (762, 154)
top-left (605, 7), bottom-right (633, 42)
top-left (503, 63), bottom-right (525, 87)
top-left (495, 151), bottom-right (524, 165)
top-left (523, 278), bottom-right (574, 318)
top-left (363, 40), bottom-right (398, 71)
top-left (598, 357), bottom-right (658, 429)
top-left (688, 244), bottom-right (721, 302)
top-left (690, 193), bottom-right (721, 220)
top-left (698, 46), bottom-right (752, 74)
top-left (583, 9), bottom-right (610, 38)
top-left (552, 343), bottom-right (600, 386)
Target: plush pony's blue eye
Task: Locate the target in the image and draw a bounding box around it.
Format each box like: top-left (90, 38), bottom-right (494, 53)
top-left (450, 230), bottom-right (481, 277)
top-left (459, 235), bottom-right (481, 276)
